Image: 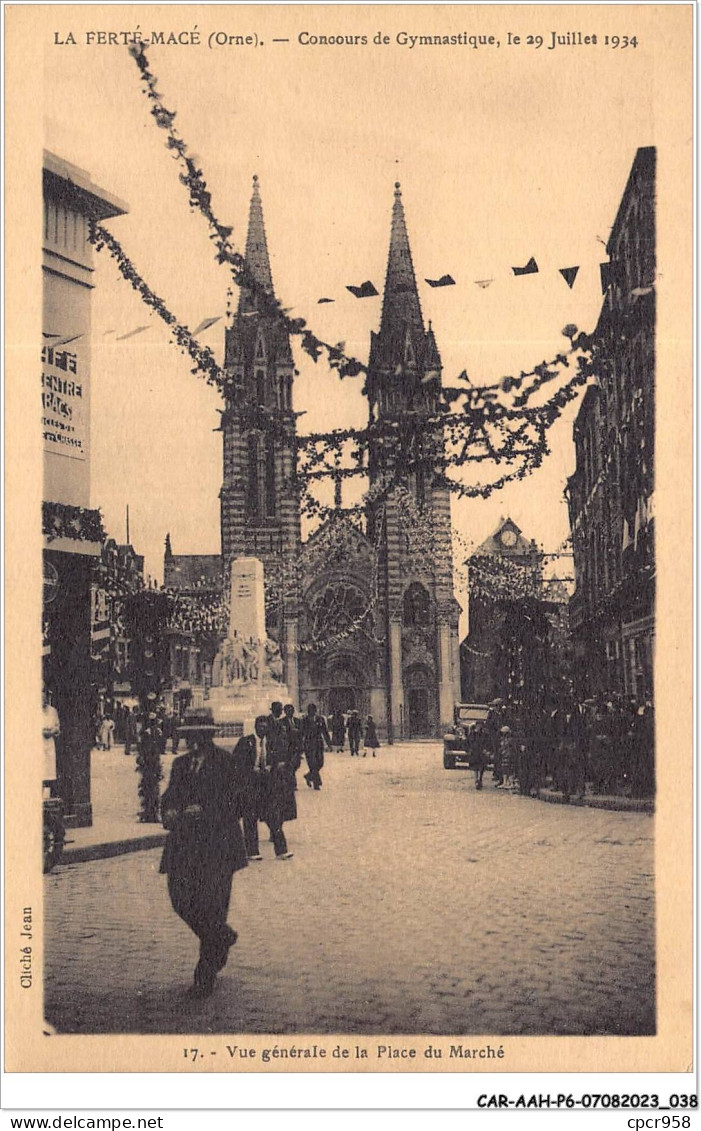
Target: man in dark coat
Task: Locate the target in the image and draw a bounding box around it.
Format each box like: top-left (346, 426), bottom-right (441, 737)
top-left (234, 713), bottom-right (296, 860)
top-left (300, 702), bottom-right (331, 790)
top-left (264, 706), bottom-right (297, 858)
top-left (282, 703), bottom-right (302, 789)
top-left (330, 709), bottom-right (346, 752)
top-left (231, 722), bottom-right (265, 862)
top-left (160, 707), bottom-right (247, 997)
top-left (347, 709), bottom-right (362, 757)
top-left (124, 706), bottom-right (139, 756)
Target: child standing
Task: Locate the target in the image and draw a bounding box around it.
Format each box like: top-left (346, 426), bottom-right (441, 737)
top-left (363, 715), bottom-right (380, 757)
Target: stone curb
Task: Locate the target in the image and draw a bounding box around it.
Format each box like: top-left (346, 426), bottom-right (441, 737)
top-left (536, 789), bottom-right (654, 814)
top-left (60, 832), bottom-right (167, 865)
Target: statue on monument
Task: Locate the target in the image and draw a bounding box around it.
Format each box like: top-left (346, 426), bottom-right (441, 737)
top-left (210, 558), bottom-right (286, 689)
top-left (208, 556), bottom-right (292, 732)
top-left (265, 638), bottom-right (284, 682)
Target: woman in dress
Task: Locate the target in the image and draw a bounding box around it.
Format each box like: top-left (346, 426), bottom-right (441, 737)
top-left (363, 715), bottom-right (380, 757)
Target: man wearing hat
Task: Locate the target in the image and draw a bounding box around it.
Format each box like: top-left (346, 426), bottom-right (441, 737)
top-left (159, 707), bottom-right (248, 997)
top-left (485, 698), bottom-right (506, 786)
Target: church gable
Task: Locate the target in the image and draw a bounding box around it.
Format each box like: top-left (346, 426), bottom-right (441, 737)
top-left (474, 517), bottom-right (540, 560)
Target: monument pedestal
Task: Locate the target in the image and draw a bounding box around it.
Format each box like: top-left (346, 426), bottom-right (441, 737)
top-left (208, 679), bottom-right (291, 743)
top-left (207, 557), bottom-right (290, 743)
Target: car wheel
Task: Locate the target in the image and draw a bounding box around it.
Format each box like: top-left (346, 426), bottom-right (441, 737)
top-left (443, 753), bottom-right (457, 770)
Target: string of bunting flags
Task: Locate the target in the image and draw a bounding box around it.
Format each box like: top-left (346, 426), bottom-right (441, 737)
top-left (82, 40), bottom-right (615, 528)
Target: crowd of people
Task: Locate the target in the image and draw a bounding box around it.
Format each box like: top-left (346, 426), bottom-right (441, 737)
top-left (84, 687), bottom-right (653, 998)
top-left (463, 691), bottom-right (655, 800)
top-left (328, 708), bottom-right (380, 757)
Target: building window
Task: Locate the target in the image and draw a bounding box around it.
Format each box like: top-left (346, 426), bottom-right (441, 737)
top-left (246, 434), bottom-right (261, 517)
top-left (256, 369), bottom-right (265, 405)
top-left (265, 440), bottom-right (276, 517)
top-left (403, 582), bottom-right (431, 628)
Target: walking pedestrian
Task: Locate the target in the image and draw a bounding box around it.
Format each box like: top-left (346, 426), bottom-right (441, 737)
top-left (42, 687), bottom-right (60, 787)
top-left (362, 714), bottom-right (380, 757)
top-left (300, 703), bottom-right (331, 790)
top-left (262, 706), bottom-right (296, 860)
top-left (497, 725), bottom-right (515, 788)
top-left (282, 703), bottom-right (302, 789)
top-left (485, 699), bottom-right (505, 784)
top-left (330, 709), bottom-right (346, 753)
top-left (97, 712), bottom-right (115, 751)
top-left (347, 709), bottom-right (362, 757)
top-left (467, 721), bottom-right (487, 790)
top-left (232, 719), bottom-right (264, 861)
top-left (160, 707), bottom-right (247, 997)
top-left (124, 706), bottom-right (139, 757)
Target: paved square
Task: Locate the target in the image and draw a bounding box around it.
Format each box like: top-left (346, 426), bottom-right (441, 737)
top-left (44, 744), bottom-right (655, 1035)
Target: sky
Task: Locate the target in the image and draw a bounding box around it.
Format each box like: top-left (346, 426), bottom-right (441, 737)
top-left (41, 5), bottom-right (657, 588)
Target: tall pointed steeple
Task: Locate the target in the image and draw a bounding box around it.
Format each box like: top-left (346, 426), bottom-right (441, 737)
top-left (225, 175), bottom-right (293, 369)
top-left (239, 174), bottom-right (274, 313)
top-left (368, 182), bottom-right (441, 400)
top-left (380, 183), bottom-right (424, 336)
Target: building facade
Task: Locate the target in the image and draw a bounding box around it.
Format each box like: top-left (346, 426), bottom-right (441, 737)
top-left (566, 147), bottom-right (655, 701)
top-left (460, 517), bottom-right (547, 703)
top-left (42, 152), bottom-right (127, 824)
top-left (90, 538), bottom-right (145, 712)
top-left (166, 178), bottom-right (461, 737)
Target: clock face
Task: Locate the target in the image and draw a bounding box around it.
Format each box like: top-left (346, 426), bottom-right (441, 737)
top-left (500, 529), bottom-right (518, 548)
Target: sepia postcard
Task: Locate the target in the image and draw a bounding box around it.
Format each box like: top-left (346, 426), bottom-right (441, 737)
top-left (3, 2), bottom-right (693, 1081)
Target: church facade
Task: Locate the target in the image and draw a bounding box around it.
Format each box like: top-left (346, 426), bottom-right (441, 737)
top-left (166, 178), bottom-right (461, 739)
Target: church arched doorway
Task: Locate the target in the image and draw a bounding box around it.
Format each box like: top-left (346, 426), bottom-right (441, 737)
top-left (328, 685), bottom-right (357, 715)
top-left (321, 658), bottom-right (368, 721)
top-left (404, 664), bottom-right (437, 738)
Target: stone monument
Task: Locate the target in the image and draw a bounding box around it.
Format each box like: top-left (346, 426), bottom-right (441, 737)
top-left (207, 556), bottom-right (290, 739)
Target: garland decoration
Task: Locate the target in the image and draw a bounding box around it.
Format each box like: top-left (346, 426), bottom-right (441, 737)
top-left (88, 222), bottom-right (226, 390)
top-left (43, 501), bottom-right (106, 544)
top-left (127, 40), bottom-right (366, 381)
top-left (468, 553), bottom-right (544, 603)
top-left (86, 34), bottom-right (608, 526)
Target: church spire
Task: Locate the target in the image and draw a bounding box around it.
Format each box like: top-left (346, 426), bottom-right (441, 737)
top-left (380, 183), bottom-right (424, 336)
top-left (239, 174), bottom-right (274, 312)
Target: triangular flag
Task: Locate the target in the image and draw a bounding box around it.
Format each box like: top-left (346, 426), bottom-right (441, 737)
top-left (475, 279), bottom-right (493, 289)
top-left (512, 257), bottom-right (538, 276)
top-left (425, 274), bottom-right (455, 288)
top-left (192, 316), bottom-right (222, 335)
top-left (116, 326), bottom-right (149, 341)
top-left (346, 281), bottom-right (379, 298)
top-left (600, 262), bottom-right (612, 293)
top-left (317, 297), bottom-right (335, 304)
top-left (559, 266), bottom-right (580, 289)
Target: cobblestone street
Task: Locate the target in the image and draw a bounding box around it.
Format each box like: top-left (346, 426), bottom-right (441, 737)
top-left (44, 744), bottom-right (655, 1036)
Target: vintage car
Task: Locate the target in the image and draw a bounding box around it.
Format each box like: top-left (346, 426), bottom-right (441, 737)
top-left (443, 703), bottom-right (491, 769)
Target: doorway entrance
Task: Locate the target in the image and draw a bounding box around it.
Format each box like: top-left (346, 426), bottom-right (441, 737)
top-left (328, 686), bottom-right (357, 716)
top-left (407, 687), bottom-right (432, 737)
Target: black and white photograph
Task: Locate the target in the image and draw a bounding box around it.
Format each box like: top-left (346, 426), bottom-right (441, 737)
top-left (4, 2), bottom-right (693, 1079)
